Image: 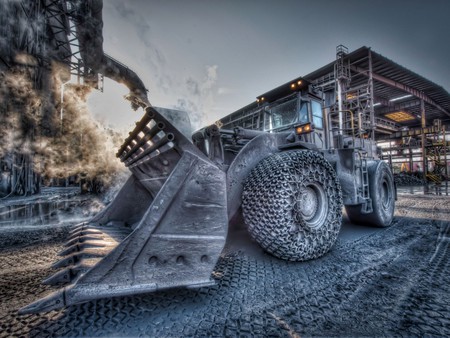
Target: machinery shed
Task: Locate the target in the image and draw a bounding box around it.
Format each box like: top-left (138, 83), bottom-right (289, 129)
top-left (305, 46), bottom-right (450, 133)
top-left (220, 45), bottom-right (450, 181)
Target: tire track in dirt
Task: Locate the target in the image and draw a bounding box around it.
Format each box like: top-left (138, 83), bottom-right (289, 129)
top-left (0, 195), bottom-right (449, 337)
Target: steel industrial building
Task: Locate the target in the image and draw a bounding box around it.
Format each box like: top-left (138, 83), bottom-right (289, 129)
top-left (220, 46), bottom-right (450, 182)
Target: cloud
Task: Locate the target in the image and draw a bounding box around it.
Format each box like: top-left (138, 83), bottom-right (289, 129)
top-left (218, 87), bottom-right (232, 95)
top-left (186, 77), bottom-right (200, 96)
top-left (172, 65), bottom-right (220, 131)
top-left (106, 2), bottom-right (221, 132)
top-left (109, 0), bottom-right (169, 92)
top-left (112, 2), bottom-right (134, 19)
top-left (203, 65), bottom-right (218, 89)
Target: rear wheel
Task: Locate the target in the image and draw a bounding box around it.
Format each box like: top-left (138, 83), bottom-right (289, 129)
top-left (345, 160), bottom-right (395, 227)
top-left (242, 150), bottom-right (343, 261)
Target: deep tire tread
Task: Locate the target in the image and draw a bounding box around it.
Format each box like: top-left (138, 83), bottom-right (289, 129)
top-left (242, 150), bottom-right (343, 261)
top-left (346, 161), bottom-right (395, 228)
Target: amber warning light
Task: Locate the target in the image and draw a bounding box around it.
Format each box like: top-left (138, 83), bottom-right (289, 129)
top-left (295, 123), bottom-right (314, 135)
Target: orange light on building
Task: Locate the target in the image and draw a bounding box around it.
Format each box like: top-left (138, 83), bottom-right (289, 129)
top-left (385, 111), bottom-right (416, 122)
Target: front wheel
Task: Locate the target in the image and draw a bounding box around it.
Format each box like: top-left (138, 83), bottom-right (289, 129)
top-left (345, 161), bottom-right (395, 227)
top-left (242, 150), bottom-right (343, 261)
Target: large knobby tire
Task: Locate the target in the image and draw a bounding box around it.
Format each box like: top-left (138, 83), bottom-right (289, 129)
top-left (345, 160), bottom-right (395, 227)
top-left (242, 150), bottom-right (343, 261)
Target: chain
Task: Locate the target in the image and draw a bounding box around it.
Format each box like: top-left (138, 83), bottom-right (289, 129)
top-left (242, 150), bottom-right (343, 261)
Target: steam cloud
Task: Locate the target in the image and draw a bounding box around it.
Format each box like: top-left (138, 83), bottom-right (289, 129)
top-left (0, 62), bottom-right (126, 187)
top-left (0, 0), bottom-right (128, 193)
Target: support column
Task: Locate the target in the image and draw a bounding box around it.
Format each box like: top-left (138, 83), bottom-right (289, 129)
top-left (421, 99), bottom-right (427, 181)
top-left (388, 140), bottom-right (393, 170)
top-left (443, 125), bottom-right (448, 177)
top-left (409, 146), bottom-right (413, 173)
top-left (368, 49), bottom-right (375, 142)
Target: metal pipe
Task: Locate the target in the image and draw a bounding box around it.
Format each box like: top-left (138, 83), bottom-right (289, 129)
top-left (337, 80), bottom-right (343, 135)
top-left (117, 109), bottom-right (154, 157)
top-left (323, 107), bottom-right (330, 149)
top-left (126, 133), bottom-right (175, 167)
top-left (234, 127), bottom-right (267, 139)
top-left (120, 122), bottom-right (165, 161)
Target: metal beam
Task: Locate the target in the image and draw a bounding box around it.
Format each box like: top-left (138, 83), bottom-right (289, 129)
top-left (378, 123), bottom-right (450, 140)
top-left (350, 65), bottom-right (450, 118)
top-left (374, 96), bottom-right (392, 107)
top-left (377, 99), bottom-right (421, 115)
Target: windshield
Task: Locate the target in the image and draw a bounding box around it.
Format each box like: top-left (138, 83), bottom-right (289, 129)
top-left (270, 99), bottom-right (297, 129)
top-left (268, 99), bottom-right (309, 130)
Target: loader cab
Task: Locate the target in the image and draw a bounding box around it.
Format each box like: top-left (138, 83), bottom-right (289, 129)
top-left (264, 93), bottom-right (325, 149)
top-left (265, 98), bottom-right (318, 130)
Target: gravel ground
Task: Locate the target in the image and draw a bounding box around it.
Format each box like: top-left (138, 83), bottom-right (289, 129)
top-left (0, 193), bottom-right (449, 337)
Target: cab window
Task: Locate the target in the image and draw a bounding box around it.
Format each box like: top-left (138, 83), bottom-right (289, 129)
top-left (311, 100), bottom-right (323, 129)
top-left (299, 101), bottom-right (309, 124)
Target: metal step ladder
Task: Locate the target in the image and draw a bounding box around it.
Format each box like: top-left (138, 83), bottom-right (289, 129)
top-left (355, 150), bottom-right (373, 213)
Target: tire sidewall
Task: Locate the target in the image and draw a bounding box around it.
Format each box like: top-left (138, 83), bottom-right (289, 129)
top-left (369, 161), bottom-right (395, 227)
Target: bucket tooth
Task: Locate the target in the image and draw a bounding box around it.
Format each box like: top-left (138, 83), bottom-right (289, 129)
top-left (51, 255), bottom-right (78, 269)
top-left (67, 229), bottom-right (102, 241)
top-left (51, 248), bottom-right (107, 269)
top-left (58, 242), bottom-right (105, 257)
top-left (69, 223), bottom-right (89, 234)
top-left (19, 288), bottom-right (66, 314)
top-left (64, 235), bottom-right (104, 248)
top-left (69, 226), bottom-right (130, 239)
top-left (43, 266), bottom-right (82, 285)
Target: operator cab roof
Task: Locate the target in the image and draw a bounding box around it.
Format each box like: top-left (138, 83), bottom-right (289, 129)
top-left (256, 76), bottom-right (310, 104)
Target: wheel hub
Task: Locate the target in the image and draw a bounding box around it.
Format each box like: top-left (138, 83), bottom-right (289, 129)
top-left (300, 187), bottom-right (318, 220)
top-left (381, 180), bottom-right (390, 209)
top-left (294, 182), bottom-right (328, 231)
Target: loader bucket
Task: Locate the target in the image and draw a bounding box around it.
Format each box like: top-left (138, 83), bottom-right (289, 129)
top-left (20, 106), bottom-right (228, 314)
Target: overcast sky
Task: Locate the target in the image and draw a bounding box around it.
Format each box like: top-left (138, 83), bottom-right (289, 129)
top-left (87, 0), bottom-right (450, 132)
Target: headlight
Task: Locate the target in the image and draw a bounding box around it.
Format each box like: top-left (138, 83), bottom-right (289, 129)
top-left (295, 122), bottom-right (314, 135)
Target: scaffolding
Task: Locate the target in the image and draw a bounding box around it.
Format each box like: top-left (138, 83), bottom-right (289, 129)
top-left (326, 45), bottom-right (375, 140)
top-left (379, 120), bottom-right (449, 183)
